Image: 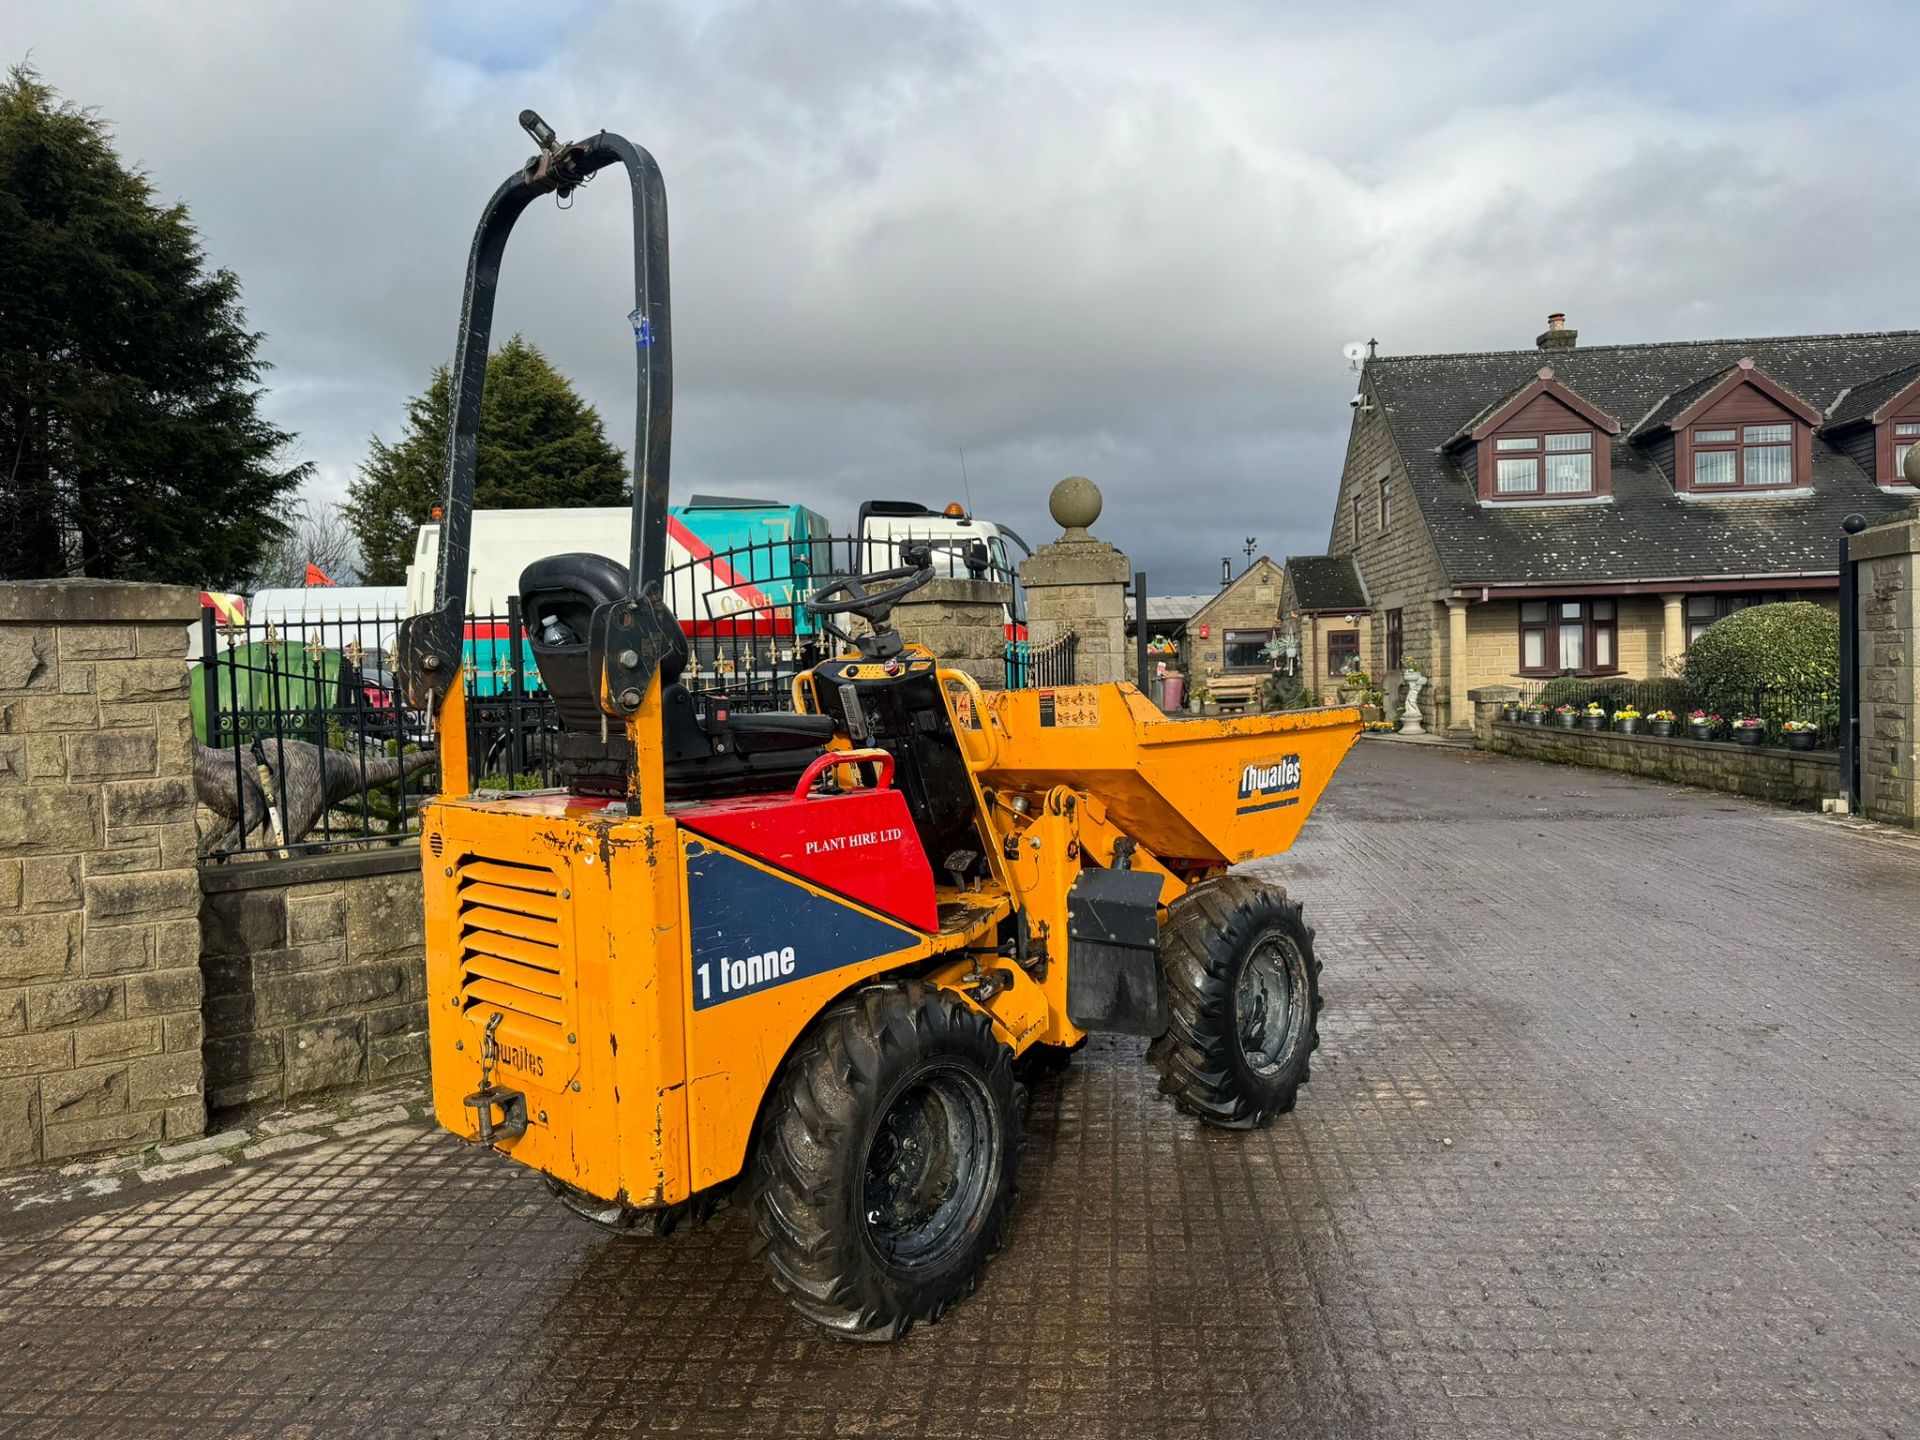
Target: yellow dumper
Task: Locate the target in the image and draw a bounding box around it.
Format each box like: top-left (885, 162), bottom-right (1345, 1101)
top-left (401, 114), bottom-right (1362, 1341)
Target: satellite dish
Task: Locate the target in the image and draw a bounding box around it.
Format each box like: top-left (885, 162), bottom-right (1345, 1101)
top-left (1342, 341), bottom-right (1368, 369)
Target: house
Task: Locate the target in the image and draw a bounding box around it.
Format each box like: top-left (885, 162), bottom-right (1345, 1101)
top-left (1296, 317), bottom-right (1920, 733)
top-left (1181, 557), bottom-right (1286, 697)
top-left (1277, 555), bottom-right (1371, 698)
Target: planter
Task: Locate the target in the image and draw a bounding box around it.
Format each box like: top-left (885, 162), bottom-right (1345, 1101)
top-left (1500, 705), bottom-right (1519, 723)
top-left (1614, 719), bottom-right (1640, 735)
top-left (1649, 720), bottom-right (1673, 738)
top-left (1688, 723), bottom-right (1714, 741)
top-left (1579, 714), bottom-right (1605, 731)
top-left (1556, 712), bottom-right (1577, 728)
top-left (1733, 727), bottom-right (1763, 746)
top-left (1786, 730), bottom-right (1818, 752)
top-left (1526, 711), bottom-right (1545, 726)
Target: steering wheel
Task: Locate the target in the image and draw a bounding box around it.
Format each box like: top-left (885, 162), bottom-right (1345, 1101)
top-left (804, 553), bottom-right (935, 628)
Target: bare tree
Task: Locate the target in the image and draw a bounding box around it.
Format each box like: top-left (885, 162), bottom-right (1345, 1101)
top-left (245, 500), bottom-right (362, 589)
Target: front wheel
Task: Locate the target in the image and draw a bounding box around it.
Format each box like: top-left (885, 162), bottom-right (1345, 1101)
top-left (1148, 875), bottom-right (1321, 1129)
top-left (749, 981), bottom-right (1021, 1341)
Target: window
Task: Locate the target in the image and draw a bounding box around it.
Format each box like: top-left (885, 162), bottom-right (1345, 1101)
top-left (1352, 492), bottom-right (1364, 544)
top-left (1385, 609), bottom-right (1403, 670)
top-left (1327, 629), bottom-right (1359, 676)
top-left (1223, 630), bottom-right (1273, 671)
top-left (1489, 432), bottom-right (1595, 497)
top-left (1691, 422), bottom-right (1794, 489)
top-left (1379, 478), bottom-right (1392, 531)
top-left (1518, 599), bottom-right (1617, 676)
top-left (1895, 422), bottom-right (1920, 482)
top-left (1685, 594), bottom-right (1770, 647)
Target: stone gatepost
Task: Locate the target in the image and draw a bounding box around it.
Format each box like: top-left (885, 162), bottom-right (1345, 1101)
top-left (1467, 683), bottom-right (1521, 746)
top-left (0, 580), bottom-right (205, 1164)
top-left (1019, 477), bottom-right (1131, 686)
top-left (1853, 511), bottom-right (1920, 828)
top-left (893, 578), bottom-right (1014, 688)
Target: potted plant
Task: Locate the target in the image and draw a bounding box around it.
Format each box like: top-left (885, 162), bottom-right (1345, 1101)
top-left (1731, 715), bottom-right (1765, 746)
top-left (1525, 701), bottom-right (1548, 726)
top-left (1646, 708), bottom-right (1677, 738)
top-left (1782, 718), bottom-right (1820, 751)
top-left (1500, 699), bottom-right (1519, 722)
top-left (1687, 709), bottom-right (1719, 741)
top-left (1612, 705), bottom-right (1641, 735)
top-left (1554, 703), bottom-right (1578, 728)
top-left (1579, 701), bottom-right (1606, 731)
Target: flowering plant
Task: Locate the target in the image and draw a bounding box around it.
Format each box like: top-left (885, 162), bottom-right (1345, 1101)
top-left (1687, 709), bottom-right (1720, 724)
top-left (1554, 704), bottom-right (1577, 715)
top-left (1647, 709), bottom-right (1677, 722)
top-left (1524, 701), bottom-right (1548, 713)
top-left (1363, 719), bottom-right (1398, 732)
top-left (1781, 719), bottom-right (1818, 733)
top-left (1583, 702), bottom-right (1605, 717)
top-left (1731, 715), bottom-right (1765, 730)
top-left (1612, 706), bottom-right (1641, 722)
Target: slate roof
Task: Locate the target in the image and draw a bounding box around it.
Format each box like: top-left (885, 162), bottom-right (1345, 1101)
top-left (1284, 555), bottom-right (1368, 611)
top-left (1824, 361), bottom-right (1920, 428)
top-left (1365, 331), bottom-right (1920, 587)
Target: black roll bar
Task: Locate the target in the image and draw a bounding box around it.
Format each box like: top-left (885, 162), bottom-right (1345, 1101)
top-left (398, 115), bottom-right (674, 711)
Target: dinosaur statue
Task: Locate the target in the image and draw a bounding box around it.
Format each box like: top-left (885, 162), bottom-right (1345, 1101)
top-left (194, 740), bottom-right (438, 854)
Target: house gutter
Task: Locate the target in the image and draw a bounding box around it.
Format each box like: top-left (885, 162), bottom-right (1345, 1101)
top-left (1447, 571), bottom-right (1838, 602)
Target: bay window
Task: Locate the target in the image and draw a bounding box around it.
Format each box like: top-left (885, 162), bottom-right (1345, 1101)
top-left (1519, 599), bottom-right (1617, 676)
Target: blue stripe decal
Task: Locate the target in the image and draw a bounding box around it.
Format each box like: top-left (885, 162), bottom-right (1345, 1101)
top-left (684, 843), bottom-right (918, 1009)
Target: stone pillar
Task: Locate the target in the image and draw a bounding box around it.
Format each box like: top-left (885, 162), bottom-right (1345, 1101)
top-left (1445, 599), bottom-right (1471, 735)
top-left (1468, 683), bottom-right (1521, 747)
top-left (0, 580), bottom-right (205, 1164)
top-left (1660, 593), bottom-right (1686, 672)
top-left (1852, 514), bottom-right (1920, 828)
top-left (892, 578), bottom-right (1015, 688)
top-left (1019, 476), bottom-right (1131, 686)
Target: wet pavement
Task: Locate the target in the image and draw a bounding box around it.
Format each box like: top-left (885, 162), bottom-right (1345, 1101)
top-left (2, 741), bottom-right (1918, 1438)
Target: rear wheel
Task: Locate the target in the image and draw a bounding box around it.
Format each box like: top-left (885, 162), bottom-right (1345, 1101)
top-left (749, 981), bottom-right (1021, 1340)
top-left (1148, 874), bottom-right (1321, 1129)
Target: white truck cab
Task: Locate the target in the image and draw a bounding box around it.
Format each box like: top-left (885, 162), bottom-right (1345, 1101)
top-left (856, 501), bottom-right (1029, 622)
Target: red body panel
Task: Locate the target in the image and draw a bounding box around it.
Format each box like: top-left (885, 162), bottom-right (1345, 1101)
top-left (676, 788), bottom-right (937, 932)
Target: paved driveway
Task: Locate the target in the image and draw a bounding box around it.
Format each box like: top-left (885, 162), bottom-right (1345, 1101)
top-left (2, 743), bottom-right (1918, 1439)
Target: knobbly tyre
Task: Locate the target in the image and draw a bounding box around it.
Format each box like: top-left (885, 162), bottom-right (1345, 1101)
top-left (398, 111), bottom-right (1362, 1341)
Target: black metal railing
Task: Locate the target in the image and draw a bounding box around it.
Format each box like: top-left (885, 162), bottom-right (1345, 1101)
top-left (1006, 633), bottom-right (1076, 688)
top-left (195, 533), bottom-right (1026, 858)
top-left (1502, 674), bottom-right (1836, 745)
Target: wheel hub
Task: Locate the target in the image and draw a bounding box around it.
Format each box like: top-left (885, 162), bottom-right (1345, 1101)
top-left (863, 1067), bottom-right (995, 1269)
top-left (1235, 934), bottom-right (1307, 1077)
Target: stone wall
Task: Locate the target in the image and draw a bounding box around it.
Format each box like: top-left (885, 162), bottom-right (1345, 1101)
top-left (1852, 512), bottom-right (1920, 827)
top-left (891, 577), bottom-right (1013, 687)
top-left (1187, 557), bottom-right (1283, 682)
top-left (199, 850), bottom-right (428, 1117)
top-left (0, 580), bottom-right (205, 1165)
top-left (1483, 719), bottom-right (1838, 808)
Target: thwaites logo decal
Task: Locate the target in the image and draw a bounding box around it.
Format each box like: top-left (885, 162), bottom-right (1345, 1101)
top-left (684, 844), bottom-right (917, 1009)
top-left (1235, 754), bottom-right (1303, 814)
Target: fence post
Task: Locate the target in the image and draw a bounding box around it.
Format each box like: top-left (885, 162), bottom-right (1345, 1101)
top-left (199, 606), bottom-right (218, 746)
top-left (506, 595), bottom-right (526, 781)
top-left (1839, 512), bottom-right (1867, 810)
top-left (1133, 570), bottom-right (1149, 692)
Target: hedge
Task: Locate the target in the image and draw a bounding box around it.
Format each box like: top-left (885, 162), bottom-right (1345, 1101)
top-left (1682, 602), bottom-right (1838, 725)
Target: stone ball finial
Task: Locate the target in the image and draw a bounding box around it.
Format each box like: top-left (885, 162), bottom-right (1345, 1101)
top-left (1049, 475), bottom-right (1102, 538)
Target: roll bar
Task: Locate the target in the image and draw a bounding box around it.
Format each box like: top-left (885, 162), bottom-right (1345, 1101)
top-left (397, 113), bottom-right (678, 716)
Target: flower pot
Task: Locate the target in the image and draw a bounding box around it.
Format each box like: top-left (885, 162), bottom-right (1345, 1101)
top-left (1500, 705), bottom-right (1518, 722)
top-left (1526, 711), bottom-right (1545, 726)
top-left (1787, 731), bottom-right (1818, 751)
top-left (1734, 727), bottom-right (1762, 746)
top-left (1555, 713), bottom-right (1576, 728)
top-left (1688, 723), bottom-right (1713, 741)
top-left (1579, 714), bottom-right (1604, 730)
top-left (1614, 719), bottom-right (1640, 735)
top-left (1649, 720), bottom-right (1673, 738)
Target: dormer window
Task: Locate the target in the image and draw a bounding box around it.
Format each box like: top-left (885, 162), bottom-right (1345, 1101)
top-left (1634, 357), bottom-right (1818, 495)
top-left (1896, 423), bottom-right (1920, 478)
top-left (1820, 364), bottom-right (1920, 489)
top-left (1444, 366), bottom-right (1621, 503)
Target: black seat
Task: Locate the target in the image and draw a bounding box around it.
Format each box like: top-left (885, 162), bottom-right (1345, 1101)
top-left (519, 553), bottom-right (833, 798)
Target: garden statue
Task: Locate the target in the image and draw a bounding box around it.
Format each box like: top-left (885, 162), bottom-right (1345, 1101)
top-left (1400, 669), bottom-right (1426, 735)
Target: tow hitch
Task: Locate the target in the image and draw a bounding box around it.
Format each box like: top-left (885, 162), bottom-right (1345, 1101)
top-left (463, 1012), bottom-right (528, 1145)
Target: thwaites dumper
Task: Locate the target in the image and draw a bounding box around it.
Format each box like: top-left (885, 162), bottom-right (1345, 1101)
top-left (399, 114), bottom-right (1362, 1340)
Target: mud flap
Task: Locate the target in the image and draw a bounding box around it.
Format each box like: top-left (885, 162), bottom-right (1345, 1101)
top-left (1064, 868), bottom-right (1167, 1037)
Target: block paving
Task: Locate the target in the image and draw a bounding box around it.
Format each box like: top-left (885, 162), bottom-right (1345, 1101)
top-left (1, 742), bottom-right (1917, 1437)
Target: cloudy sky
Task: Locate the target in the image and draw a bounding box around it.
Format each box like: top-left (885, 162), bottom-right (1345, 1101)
top-left (11, 0), bottom-right (1920, 590)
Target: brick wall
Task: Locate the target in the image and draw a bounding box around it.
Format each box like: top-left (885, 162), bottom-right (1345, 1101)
top-left (0, 581), bottom-right (205, 1165)
top-left (200, 851), bottom-right (428, 1116)
top-left (1852, 513), bottom-right (1920, 827)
